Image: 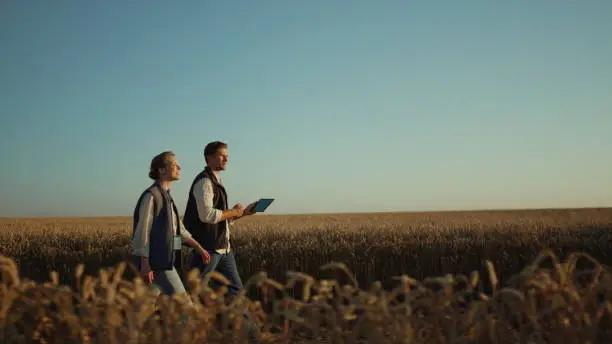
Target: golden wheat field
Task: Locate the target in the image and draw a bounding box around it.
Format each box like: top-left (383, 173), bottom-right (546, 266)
top-left (2, 207), bottom-right (612, 343)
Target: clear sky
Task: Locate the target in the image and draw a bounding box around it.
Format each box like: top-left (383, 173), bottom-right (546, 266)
top-left (1, 1), bottom-right (611, 217)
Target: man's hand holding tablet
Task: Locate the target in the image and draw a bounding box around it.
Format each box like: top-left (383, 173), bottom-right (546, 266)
top-left (231, 199), bottom-right (274, 222)
top-left (243, 198), bottom-right (274, 214)
top-left (252, 198), bottom-right (274, 213)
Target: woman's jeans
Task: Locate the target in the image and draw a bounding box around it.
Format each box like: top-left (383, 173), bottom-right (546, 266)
top-left (131, 255), bottom-right (190, 299)
top-left (191, 250), bottom-right (244, 297)
top-left (152, 267), bottom-right (188, 296)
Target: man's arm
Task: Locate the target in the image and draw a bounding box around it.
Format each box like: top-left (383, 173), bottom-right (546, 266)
top-left (227, 202), bottom-right (257, 224)
top-left (193, 177), bottom-right (242, 224)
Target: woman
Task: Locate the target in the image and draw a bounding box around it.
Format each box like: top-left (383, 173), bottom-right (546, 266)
top-left (131, 151), bottom-right (211, 297)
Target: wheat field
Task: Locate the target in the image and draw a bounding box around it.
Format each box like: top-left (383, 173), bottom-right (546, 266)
top-left (1, 208), bottom-right (611, 289)
top-left (2, 207), bottom-right (612, 343)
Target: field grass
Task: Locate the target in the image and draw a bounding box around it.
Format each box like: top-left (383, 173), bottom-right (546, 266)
top-left (2, 207), bottom-right (612, 343)
top-left (4, 249), bottom-right (612, 343)
top-left (1, 207), bottom-right (611, 290)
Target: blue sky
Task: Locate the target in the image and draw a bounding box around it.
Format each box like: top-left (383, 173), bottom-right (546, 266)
top-left (1, 1), bottom-right (610, 217)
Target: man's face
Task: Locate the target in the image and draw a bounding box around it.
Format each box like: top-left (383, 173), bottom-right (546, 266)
top-left (208, 147), bottom-right (229, 171)
top-left (161, 155), bottom-right (181, 181)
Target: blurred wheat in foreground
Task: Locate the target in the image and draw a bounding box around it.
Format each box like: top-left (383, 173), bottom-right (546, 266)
top-left (2, 250), bottom-right (612, 343)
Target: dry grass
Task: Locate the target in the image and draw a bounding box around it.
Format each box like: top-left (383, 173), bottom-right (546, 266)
top-left (1, 208), bottom-right (611, 290)
top-left (2, 208), bottom-right (612, 342)
top-left (2, 248), bottom-right (612, 343)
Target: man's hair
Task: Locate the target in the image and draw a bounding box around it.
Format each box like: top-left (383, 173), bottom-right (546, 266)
top-left (204, 141), bottom-right (228, 163)
top-left (148, 151), bottom-right (175, 180)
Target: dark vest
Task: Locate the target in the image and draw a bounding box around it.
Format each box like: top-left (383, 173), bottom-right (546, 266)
top-left (183, 167), bottom-right (229, 251)
top-left (132, 182), bottom-right (181, 271)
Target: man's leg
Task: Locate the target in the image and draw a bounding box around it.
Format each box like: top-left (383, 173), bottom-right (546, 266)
top-left (216, 252), bottom-right (244, 297)
top-left (217, 253), bottom-right (260, 343)
top-left (200, 252), bottom-right (258, 343)
top-left (191, 250), bottom-right (223, 285)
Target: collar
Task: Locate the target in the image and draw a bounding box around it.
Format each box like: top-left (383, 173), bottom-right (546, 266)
top-left (204, 166), bottom-right (224, 188)
top-left (152, 181), bottom-right (172, 194)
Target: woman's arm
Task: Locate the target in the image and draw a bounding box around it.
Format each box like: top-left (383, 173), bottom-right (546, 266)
top-left (180, 220), bottom-right (212, 264)
top-left (132, 193), bottom-right (154, 284)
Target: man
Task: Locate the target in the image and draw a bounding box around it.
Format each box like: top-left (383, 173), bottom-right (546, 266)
top-left (132, 151), bottom-right (212, 298)
top-left (183, 141), bottom-right (261, 343)
top-left (183, 141), bottom-right (256, 296)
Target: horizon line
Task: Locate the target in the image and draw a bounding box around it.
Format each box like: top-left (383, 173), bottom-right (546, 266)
top-left (2, 205), bottom-right (611, 220)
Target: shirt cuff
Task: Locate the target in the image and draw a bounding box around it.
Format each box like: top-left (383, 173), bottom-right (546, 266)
top-left (132, 246), bottom-right (149, 257)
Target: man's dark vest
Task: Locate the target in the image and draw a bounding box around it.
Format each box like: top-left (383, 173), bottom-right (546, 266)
top-left (183, 167), bottom-right (229, 251)
top-left (132, 182), bottom-right (181, 271)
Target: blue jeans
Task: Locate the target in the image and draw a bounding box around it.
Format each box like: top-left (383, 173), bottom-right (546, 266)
top-left (191, 250), bottom-right (244, 296)
top-left (152, 267), bottom-right (189, 296)
top-left (131, 255), bottom-right (189, 299)
top-left (191, 251), bottom-right (259, 343)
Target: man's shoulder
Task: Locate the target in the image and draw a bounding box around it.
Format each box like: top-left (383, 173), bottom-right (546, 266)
top-left (189, 169), bottom-right (212, 184)
top-left (189, 173), bottom-right (216, 199)
top-left (193, 173), bottom-right (213, 184)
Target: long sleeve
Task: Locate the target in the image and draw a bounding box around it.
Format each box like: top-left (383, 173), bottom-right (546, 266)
top-left (179, 219), bottom-right (193, 242)
top-left (132, 193), bottom-right (154, 257)
top-left (192, 177), bottom-right (223, 224)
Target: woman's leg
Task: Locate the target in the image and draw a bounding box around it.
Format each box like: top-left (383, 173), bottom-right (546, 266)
top-left (151, 267), bottom-right (193, 324)
top-left (152, 267), bottom-right (188, 296)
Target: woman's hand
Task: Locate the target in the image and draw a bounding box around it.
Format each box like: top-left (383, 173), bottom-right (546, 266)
top-left (140, 257), bottom-right (154, 285)
top-left (198, 248), bottom-right (212, 264)
top-left (184, 237), bottom-right (212, 264)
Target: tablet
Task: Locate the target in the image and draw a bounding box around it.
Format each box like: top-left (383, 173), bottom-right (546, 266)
top-left (252, 198), bottom-right (274, 213)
